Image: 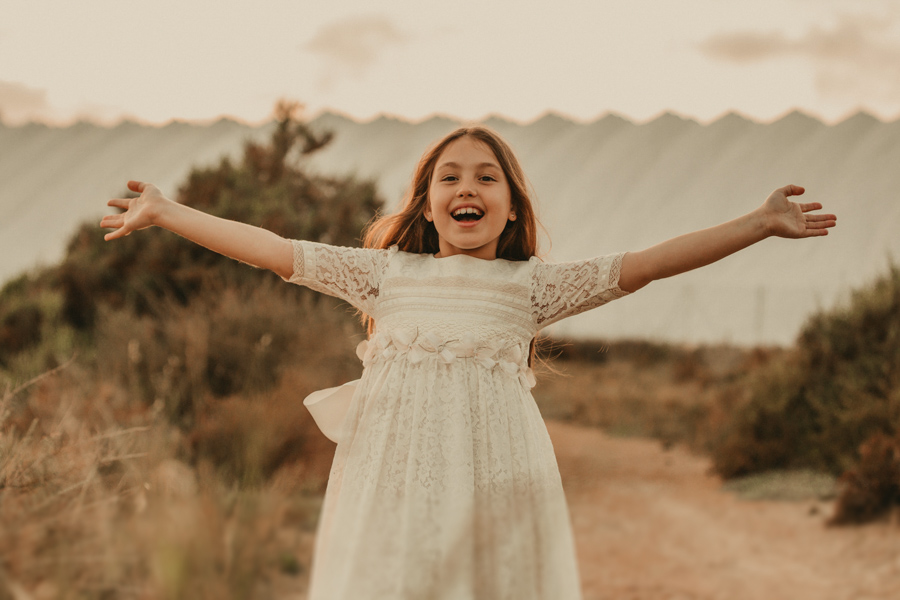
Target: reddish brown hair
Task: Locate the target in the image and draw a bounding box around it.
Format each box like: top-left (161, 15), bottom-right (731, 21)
top-left (361, 126), bottom-right (544, 365)
top-left (363, 126), bottom-right (539, 260)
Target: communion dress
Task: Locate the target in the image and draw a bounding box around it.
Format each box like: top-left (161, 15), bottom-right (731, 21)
top-left (284, 240), bottom-right (630, 600)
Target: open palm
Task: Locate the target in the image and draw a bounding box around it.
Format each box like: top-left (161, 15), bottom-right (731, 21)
top-left (100, 181), bottom-right (168, 241)
top-left (762, 185), bottom-right (836, 239)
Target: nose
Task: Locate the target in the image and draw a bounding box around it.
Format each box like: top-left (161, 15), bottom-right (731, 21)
top-left (456, 179), bottom-right (476, 197)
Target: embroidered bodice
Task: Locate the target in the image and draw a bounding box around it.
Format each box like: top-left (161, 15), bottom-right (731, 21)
top-left (286, 241), bottom-right (629, 383)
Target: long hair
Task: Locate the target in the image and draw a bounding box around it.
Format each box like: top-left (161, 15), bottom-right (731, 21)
top-left (363, 126), bottom-right (539, 260)
top-left (361, 126), bottom-right (544, 365)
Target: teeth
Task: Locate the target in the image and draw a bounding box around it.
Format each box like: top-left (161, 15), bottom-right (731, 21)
top-left (452, 207), bottom-right (483, 216)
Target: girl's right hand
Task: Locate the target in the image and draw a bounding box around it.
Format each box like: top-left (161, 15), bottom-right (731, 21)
top-left (100, 180), bottom-right (171, 241)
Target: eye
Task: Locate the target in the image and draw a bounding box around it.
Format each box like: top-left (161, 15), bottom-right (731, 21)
top-left (441, 175), bottom-right (458, 182)
top-left (479, 175), bottom-right (497, 182)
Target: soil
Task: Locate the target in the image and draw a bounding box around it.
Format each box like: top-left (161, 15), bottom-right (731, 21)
top-left (547, 420), bottom-right (900, 600)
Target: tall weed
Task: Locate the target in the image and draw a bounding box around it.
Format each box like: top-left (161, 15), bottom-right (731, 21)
top-left (0, 351), bottom-right (335, 597)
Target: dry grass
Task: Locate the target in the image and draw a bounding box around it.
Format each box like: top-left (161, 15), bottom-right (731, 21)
top-left (533, 340), bottom-right (779, 452)
top-left (0, 359), bottom-right (341, 599)
top-left (0, 331), bottom-right (861, 597)
top-left (4, 333), bottom-right (749, 598)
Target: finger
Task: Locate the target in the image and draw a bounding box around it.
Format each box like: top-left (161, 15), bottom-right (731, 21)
top-left (796, 227), bottom-right (824, 238)
top-left (100, 214), bottom-right (124, 228)
top-left (107, 198), bottom-right (131, 210)
top-left (805, 213), bottom-right (836, 222)
top-left (127, 180), bottom-right (146, 193)
top-left (104, 228), bottom-right (128, 241)
top-left (779, 184), bottom-right (805, 197)
top-left (797, 202), bottom-right (822, 212)
top-left (104, 221), bottom-right (134, 240)
top-left (806, 220), bottom-right (836, 229)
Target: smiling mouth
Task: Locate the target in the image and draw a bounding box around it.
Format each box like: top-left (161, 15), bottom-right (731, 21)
top-left (452, 207), bottom-right (484, 222)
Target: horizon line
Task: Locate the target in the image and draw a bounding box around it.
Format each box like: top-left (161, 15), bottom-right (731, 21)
top-left (2, 105), bottom-right (897, 130)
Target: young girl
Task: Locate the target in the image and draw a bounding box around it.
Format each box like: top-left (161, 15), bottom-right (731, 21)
top-left (101, 125), bottom-right (835, 599)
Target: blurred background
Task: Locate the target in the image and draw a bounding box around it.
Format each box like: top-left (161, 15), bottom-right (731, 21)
top-left (1, 1), bottom-right (899, 598)
top-left (2, 0), bottom-right (900, 344)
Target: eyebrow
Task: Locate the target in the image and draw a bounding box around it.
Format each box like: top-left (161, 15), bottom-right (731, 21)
top-left (436, 161), bottom-right (501, 170)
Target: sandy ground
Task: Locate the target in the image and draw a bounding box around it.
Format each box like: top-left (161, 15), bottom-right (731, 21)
top-left (547, 420), bottom-right (900, 600)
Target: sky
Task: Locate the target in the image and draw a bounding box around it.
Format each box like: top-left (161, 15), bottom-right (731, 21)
top-left (1, 0), bottom-right (899, 126)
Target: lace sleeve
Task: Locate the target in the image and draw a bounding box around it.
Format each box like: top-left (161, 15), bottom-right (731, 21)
top-left (532, 252), bottom-right (631, 329)
top-left (281, 240), bottom-right (394, 316)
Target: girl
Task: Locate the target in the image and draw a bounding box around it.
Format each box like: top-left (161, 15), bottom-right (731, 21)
top-left (101, 125), bottom-right (835, 599)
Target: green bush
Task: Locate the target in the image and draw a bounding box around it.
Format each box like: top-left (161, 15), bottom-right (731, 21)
top-left (0, 303), bottom-right (43, 362)
top-left (52, 101), bottom-right (381, 329)
top-left (1, 100), bottom-right (380, 379)
top-left (1, 100), bottom-right (381, 451)
top-left (711, 263), bottom-right (900, 519)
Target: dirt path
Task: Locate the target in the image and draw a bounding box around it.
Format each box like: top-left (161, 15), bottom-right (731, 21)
top-left (547, 420), bottom-right (900, 600)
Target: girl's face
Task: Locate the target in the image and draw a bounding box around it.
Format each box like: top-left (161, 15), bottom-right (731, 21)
top-left (424, 136), bottom-right (515, 260)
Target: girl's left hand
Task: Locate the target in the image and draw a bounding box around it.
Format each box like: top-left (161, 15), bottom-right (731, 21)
top-left (761, 185), bottom-right (836, 238)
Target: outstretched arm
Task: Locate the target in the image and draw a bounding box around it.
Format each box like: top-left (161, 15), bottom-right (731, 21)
top-left (100, 181), bottom-right (294, 280)
top-left (617, 185), bottom-right (836, 293)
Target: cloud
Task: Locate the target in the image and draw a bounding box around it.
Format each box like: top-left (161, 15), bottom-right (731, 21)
top-left (698, 31), bottom-right (794, 63)
top-left (699, 13), bottom-right (897, 62)
top-left (0, 81), bottom-right (51, 124)
top-left (698, 13), bottom-right (900, 104)
top-left (304, 15), bottom-right (408, 88)
top-left (0, 81), bottom-right (126, 125)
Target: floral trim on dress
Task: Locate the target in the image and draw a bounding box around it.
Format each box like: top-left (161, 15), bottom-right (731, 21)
top-left (356, 330), bottom-right (537, 388)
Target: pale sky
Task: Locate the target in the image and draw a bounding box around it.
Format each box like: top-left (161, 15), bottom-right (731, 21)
top-left (2, 0), bottom-right (899, 126)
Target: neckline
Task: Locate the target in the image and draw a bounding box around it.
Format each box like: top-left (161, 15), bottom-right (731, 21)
top-left (431, 252), bottom-right (496, 261)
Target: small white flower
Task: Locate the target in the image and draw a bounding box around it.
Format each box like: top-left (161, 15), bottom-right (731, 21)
top-left (408, 346), bottom-right (427, 364)
top-left (391, 329), bottom-right (415, 351)
top-left (475, 342), bottom-right (499, 364)
top-left (456, 333), bottom-right (478, 357)
top-left (475, 355), bottom-right (496, 370)
top-left (507, 344), bottom-right (523, 364)
top-left (479, 339), bottom-right (502, 356)
top-left (521, 367), bottom-right (537, 388)
top-left (356, 340), bottom-right (370, 362)
top-left (420, 332), bottom-right (443, 353)
top-left (375, 333), bottom-right (389, 351)
top-left (439, 348), bottom-right (455, 364)
top-left (500, 361), bottom-right (519, 376)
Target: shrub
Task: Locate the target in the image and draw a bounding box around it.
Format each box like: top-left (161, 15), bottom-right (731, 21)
top-left (830, 430), bottom-right (900, 524)
top-left (0, 101), bottom-right (381, 594)
top-left (1, 100), bottom-right (381, 389)
top-left (1, 99), bottom-right (379, 483)
top-left (0, 303), bottom-right (43, 364)
top-left (711, 263), bottom-right (900, 497)
top-left (51, 102), bottom-right (382, 328)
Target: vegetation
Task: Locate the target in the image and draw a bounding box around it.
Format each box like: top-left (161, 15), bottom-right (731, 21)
top-left (0, 101), bottom-right (380, 596)
top-left (707, 264), bottom-right (900, 522)
top-left (534, 339), bottom-right (772, 452)
top-left (1, 98), bottom-right (897, 597)
top-left (536, 264), bottom-right (900, 523)
top-left (0, 100), bottom-right (379, 411)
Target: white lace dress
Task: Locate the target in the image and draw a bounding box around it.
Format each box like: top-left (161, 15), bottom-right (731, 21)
top-left (284, 241), bottom-right (630, 600)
